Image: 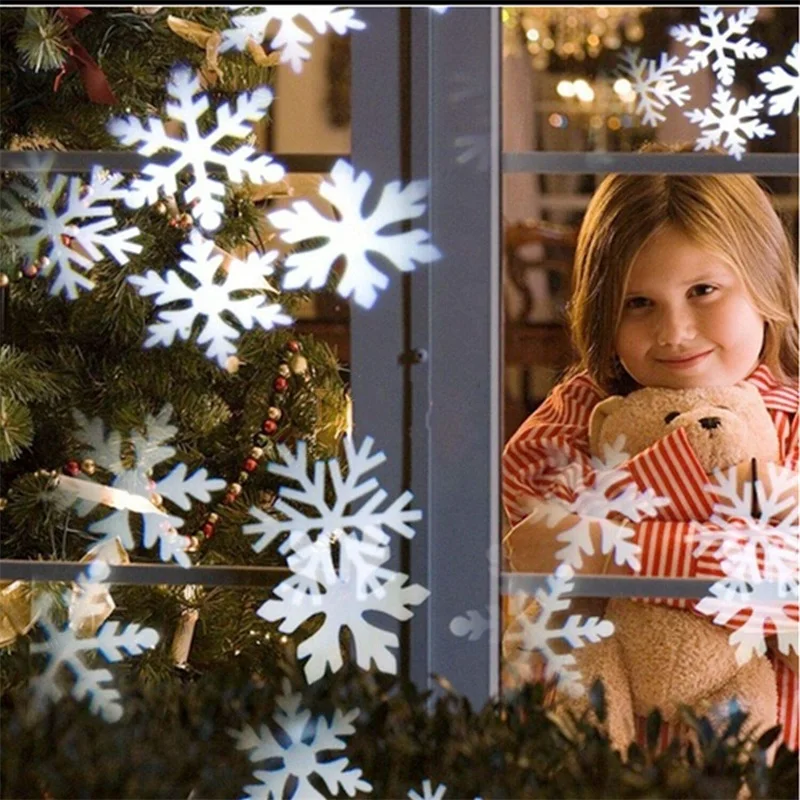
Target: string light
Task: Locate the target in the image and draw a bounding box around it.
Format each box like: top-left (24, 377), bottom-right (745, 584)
top-left (503, 7), bottom-right (647, 70)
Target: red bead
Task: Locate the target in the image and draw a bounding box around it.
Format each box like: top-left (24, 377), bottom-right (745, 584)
top-left (64, 460), bottom-right (81, 477)
top-left (60, 234), bottom-right (74, 247)
top-left (223, 492), bottom-right (237, 505)
top-left (202, 522), bottom-right (215, 538)
top-left (273, 376), bottom-right (288, 392)
top-left (286, 340), bottom-right (301, 353)
top-left (262, 419), bottom-right (278, 435)
top-left (243, 457), bottom-right (258, 472)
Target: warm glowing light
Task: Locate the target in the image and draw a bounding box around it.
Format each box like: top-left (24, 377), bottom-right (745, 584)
top-left (574, 79), bottom-right (595, 103)
top-left (526, 27), bottom-right (540, 42)
top-left (556, 79), bottom-right (576, 98)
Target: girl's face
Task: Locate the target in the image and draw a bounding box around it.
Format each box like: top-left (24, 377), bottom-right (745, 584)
top-left (614, 224), bottom-right (765, 389)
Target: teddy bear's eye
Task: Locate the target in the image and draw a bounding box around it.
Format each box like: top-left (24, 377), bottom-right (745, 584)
top-left (664, 411), bottom-right (680, 424)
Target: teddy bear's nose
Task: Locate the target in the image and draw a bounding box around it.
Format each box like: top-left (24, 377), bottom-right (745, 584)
top-left (699, 416), bottom-right (722, 430)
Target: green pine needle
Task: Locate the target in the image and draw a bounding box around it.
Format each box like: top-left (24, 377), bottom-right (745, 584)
top-left (15, 9), bottom-right (71, 73)
top-left (0, 395), bottom-right (34, 461)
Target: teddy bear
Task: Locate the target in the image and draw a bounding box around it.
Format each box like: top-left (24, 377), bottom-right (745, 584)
top-left (501, 383), bottom-right (783, 755)
top-left (568, 382), bottom-right (781, 753)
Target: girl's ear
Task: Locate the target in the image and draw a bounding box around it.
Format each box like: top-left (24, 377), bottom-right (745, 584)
top-left (589, 395), bottom-right (625, 455)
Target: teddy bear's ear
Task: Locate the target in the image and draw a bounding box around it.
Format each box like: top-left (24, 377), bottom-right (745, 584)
top-left (589, 395), bottom-right (625, 455)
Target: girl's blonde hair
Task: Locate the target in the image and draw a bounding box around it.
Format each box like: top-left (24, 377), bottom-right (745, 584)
top-left (564, 142), bottom-right (799, 396)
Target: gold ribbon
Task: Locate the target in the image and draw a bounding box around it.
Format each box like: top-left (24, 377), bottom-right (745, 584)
top-left (0, 581), bottom-right (40, 648)
top-left (166, 15), bottom-right (280, 88)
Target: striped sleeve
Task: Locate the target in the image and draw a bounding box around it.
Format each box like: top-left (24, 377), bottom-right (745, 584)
top-left (623, 427), bottom-right (714, 521)
top-left (502, 374), bottom-right (602, 527)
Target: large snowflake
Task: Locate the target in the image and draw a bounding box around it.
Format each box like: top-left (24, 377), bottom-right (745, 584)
top-left (228, 677), bottom-right (372, 800)
top-left (128, 230), bottom-right (292, 368)
top-left (669, 6), bottom-right (767, 87)
top-left (63, 405), bottom-right (226, 567)
top-left (267, 159), bottom-right (441, 309)
top-left (759, 43), bottom-right (800, 117)
top-left (536, 436), bottom-right (670, 573)
top-left (684, 86), bottom-right (774, 161)
top-left (617, 48), bottom-right (692, 126)
top-left (258, 532), bottom-right (429, 683)
top-left (220, 7), bottom-right (366, 73)
top-left (30, 560), bottom-right (159, 722)
top-left (243, 435), bottom-right (422, 563)
top-left (694, 463), bottom-right (798, 663)
top-left (107, 66), bottom-right (285, 232)
top-left (503, 565), bottom-right (614, 698)
top-left (1, 159), bottom-right (142, 299)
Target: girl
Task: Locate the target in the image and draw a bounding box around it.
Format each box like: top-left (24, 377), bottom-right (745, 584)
top-left (502, 142), bottom-right (799, 752)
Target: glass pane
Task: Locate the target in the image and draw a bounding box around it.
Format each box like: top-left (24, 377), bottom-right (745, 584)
top-left (503, 6), bottom-right (799, 156)
top-left (501, 4), bottom-right (799, 763)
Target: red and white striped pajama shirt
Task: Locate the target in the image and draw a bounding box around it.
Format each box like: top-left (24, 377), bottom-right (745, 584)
top-left (502, 362), bottom-right (799, 751)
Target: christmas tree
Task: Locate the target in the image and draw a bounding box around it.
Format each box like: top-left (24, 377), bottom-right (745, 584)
top-left (0, 6), bottom-right (351, 699)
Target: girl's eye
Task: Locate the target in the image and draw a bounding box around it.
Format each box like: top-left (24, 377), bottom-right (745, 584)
top-left (690, 284), bottom-right (716, 297)
top-left (624, 296), bottom-right (650, 310)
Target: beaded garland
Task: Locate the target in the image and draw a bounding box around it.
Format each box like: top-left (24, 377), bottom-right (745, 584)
top-left (59, 339), bottom-right (310, 554)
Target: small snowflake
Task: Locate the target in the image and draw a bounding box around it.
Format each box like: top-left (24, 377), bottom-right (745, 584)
top-left (694, 463), bottom-right (798, 587)
top-left (538, 437), bottom-right (669, 572)
top-left (63, 405), bottom-right (226, 567)
top-left (1, 158), bottom-right (142, 299)
top-left (617, 48), bottom-right (692, 126)
top-left (696, 578), bottom-right (798, 666)
top-left (128, 230), bottom-right (292, 368)
top-left (228, 677), bottom-right (372, 800)
top-left (30, 560), bottom-right (159, 722)
top-left (258, 533), bottom-right (429, 683)
top-left (684, 86), bottom-right (774, 160)
top-left (243, 435), bottom-right (422, 564)
top-left (409, 780), bottom-right (448, 800)
top-left (759, 43), bottom-right (800, 116)
top-left (221, 7), bottom-right (366, 73)
top-left (108, 66), bottom-right (285, 232)
top-left (267, 159), bottom-right (441, 309)
top-left (505, 565), bottom-right (614, 697)
top-left (669, 6), bottom-right (767, 87)
top-left (692, 463), bottom-right (798, 662)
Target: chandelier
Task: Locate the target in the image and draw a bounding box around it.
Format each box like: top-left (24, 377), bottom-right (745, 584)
top-left (503, 7), bottom-right (647, 70)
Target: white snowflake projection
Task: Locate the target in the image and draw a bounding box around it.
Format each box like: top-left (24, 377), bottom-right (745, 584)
top-left (696, 579), bottom-right (798, 666)
top-left (243, 435), bottom-right (422, 560)
top-left (258, 532), bottom-right (429, 683)
top-left (503, 565), bottom-right (614, 698)
top-left (1, 158), bottom-right (142, 299)
top-left (684, 86), bottom-right (775, 160)
top-left (228, 677), bottom-right (372, 800)
top-left (63, 405), bottom-right (226, 567)
top-left (30, 560), bottom-right (159, 722)
top-left (759, 43), bottom-right (800, 116)
top-left (107, 66), bottom-right (285, 232)
top-left (220, 7), bottom-right (366, 73)
top-left (669, 6), bottom-right (767, 87)
top-left (536, 437), bottom-right (670, 573)
top-left (449, 609), bottom-right (490, 642)
top-left (617, 48), bottom-right (691, 126)
top-left (409, 781), bottom-right (448, 800)
top-left (128, 230), bottom-right (292, 368)
top-left (243, 435), bottom-right (429, 682)
top-left (693, 462), bottom-right (798, 663)
top-left (267, 159), bottom-right (442, 309)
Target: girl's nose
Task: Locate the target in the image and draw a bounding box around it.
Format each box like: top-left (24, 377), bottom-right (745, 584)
top-left (656, 308), bottom-right (696, 347)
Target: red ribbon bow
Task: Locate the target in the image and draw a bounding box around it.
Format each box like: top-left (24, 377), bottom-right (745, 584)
top-left (53, 8), bottom-right (117, 105)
